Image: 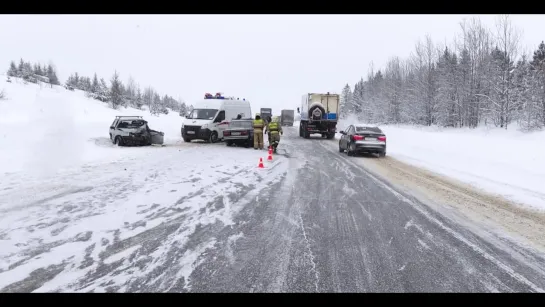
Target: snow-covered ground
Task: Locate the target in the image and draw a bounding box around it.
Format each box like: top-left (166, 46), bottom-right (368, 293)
top-left (0, 77), bottom-right (183, 177)
top-left (0, 77), bottom-right (289, 292)
top-left (337, 115), bottom-right (545, 212)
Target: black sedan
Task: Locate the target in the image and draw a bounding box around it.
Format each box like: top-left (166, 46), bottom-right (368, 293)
top-left (339, 124), bottom-right (387, 157)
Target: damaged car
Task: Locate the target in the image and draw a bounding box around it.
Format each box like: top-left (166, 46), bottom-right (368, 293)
top-left (109, 116), bottom-right (164, 146)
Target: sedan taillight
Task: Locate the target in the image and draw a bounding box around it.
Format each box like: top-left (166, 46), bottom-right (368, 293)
top-left (378, 136), bottom-right (386, 141)
top-left (352, 135), bottom-right (364, 141)
top-left (224, 131), bottom-right (231, 136)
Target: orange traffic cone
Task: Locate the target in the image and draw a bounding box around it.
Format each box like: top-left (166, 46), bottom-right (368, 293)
top-left (258, 157), bottom-right (265, 168)
top-left (267, 149), bottom-right (273, 161)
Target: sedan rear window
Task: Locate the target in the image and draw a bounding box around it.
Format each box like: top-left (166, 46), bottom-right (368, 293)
top-left (356, 126), bottom-right (382, 133)
top-left (229, 120), bottom-right (253, 128)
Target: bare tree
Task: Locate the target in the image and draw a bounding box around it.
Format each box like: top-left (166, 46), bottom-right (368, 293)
top-left (486, 15), bottom-right (523, 128)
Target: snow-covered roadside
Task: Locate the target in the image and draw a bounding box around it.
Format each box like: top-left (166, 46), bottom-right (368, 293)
top-left (0, 77), bottom-right (293, 292)
top-left (336, 116), bottom-right (545, 212)
top-left (0, 78), bottom-right (183, 178)
top-left (0, 143), bottom-right (288, 292)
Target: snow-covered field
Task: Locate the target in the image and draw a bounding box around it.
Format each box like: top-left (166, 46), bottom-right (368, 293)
top-left (0, 77), bottom-right (183, 177)
top-left (337, 115), bottom-right (545, 212)
top-left (0, 78), bottom-right (289, 292)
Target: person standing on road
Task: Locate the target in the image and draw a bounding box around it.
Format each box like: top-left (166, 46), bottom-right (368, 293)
top-left (265, 116), bottom-right (282, 152)
top-left (253, 114), bottom-right (264, 150)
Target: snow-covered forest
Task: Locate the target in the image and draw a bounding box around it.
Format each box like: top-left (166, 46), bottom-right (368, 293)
top-left (5, 59), bottom-right (192, 116)
top-left (340, 16), bottom-right (545, 132)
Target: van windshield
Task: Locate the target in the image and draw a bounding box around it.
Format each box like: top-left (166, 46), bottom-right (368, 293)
top-left (188, 109), bottom-right (218, 120)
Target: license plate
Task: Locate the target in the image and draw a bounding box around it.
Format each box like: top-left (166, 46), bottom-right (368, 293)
top-left (187, 131), bottom-right (195, 134)
top-left (231, 132), bottom-right (241, 136)
top-left (365, 137), bottom-right (377, 141)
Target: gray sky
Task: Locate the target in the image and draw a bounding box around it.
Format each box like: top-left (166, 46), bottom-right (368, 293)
top-left (1, 14), bottom-right (544, 113)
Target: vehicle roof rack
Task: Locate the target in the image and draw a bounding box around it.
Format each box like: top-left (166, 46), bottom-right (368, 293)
top-left (116, 116), bottom-right (143, 118)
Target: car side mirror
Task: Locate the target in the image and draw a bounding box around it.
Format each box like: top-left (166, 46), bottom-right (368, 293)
top-left (110, 126), bottom-right (114, 129)
top-left (340, 131), bottom-right (346, 135)
top-left (185, 115), bottom-right (190, 119)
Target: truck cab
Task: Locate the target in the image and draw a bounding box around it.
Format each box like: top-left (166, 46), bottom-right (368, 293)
top-left (260, 108), bottom-right (272, 123)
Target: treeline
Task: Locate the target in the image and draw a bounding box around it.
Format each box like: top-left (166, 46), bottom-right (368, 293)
top-left (340, 15), bottom-right (545, 131)
top-left (5, 59), bottom-right (192, 116)
top-left (64, 70), bottom-right (193, 116)
top-left (6, 58), bottom-right (60, 86)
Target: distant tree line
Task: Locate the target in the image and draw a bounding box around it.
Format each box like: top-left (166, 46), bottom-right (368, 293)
top-left (340, 15), bottom-right (545, 131)
top-left (5, 59), bottom-right (192, 116)
top-left (64, 70), bottom-right (192, 116)
top-left (6, 58), bottom-right (60, 86)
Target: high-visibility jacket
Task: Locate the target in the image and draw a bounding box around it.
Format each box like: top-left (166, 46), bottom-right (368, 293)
top-left (268, 122), bottom-right (280, 134)
top-left (253, 119), bottom-right (264, 130)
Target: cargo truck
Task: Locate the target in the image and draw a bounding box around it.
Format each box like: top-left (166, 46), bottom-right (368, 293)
top-left (260, 108), bottom-right (272, 122)
top-left (280, 109), bottom-right (295, 126)
top-left (297, 92), bottom-right (339, 139)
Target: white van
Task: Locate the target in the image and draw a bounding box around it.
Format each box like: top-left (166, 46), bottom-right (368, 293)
top-left (181, 93), bottom-right (252, 143)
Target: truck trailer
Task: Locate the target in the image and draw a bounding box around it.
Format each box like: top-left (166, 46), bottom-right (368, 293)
top-left (280, 109), bottom-right (295, 126)
top-left (298, 92), bottom-right (339, 139)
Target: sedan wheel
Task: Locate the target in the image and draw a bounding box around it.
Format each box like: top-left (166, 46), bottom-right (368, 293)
top-left (347, 143), bottom-right (356, 156)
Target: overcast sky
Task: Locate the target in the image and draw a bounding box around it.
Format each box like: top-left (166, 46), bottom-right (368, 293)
top-left (1, 14), bottom-right (544, 113)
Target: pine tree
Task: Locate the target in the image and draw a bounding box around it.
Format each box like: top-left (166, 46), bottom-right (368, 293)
top-left (530, 41), bottom-right (545, 127)
top-left (109, 71), bottom-right (123, 109)
top-left (100, 78), bottom-right (109, 97)
top-left (7, 61), bottom-right (17, 77)
top-left (340, 84), bottom-right (352, 118)
top-left (46, 64), bottom-right (60, 85)
top-left (91, 73), bottom-right (99, 93)
top-left (22, 62), bottom-right (33, 81)
top-left (135, 87), bottom-right (143, 109)
top-left (17, 59), bottom-right (24, 77)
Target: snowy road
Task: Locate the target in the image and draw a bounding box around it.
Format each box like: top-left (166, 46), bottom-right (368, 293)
top-left (2, 128), bottom-right (545, 292)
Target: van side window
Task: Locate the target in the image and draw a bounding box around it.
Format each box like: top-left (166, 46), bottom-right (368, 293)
top-left (214, 111), bottom-right (225, 123)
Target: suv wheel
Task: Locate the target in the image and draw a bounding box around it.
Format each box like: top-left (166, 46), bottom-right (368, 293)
top-left (115, 136), bottom-right (124, 147)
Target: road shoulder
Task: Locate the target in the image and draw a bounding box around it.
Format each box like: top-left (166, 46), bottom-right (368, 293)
top-left (352, 154), bottom-right (545, 255)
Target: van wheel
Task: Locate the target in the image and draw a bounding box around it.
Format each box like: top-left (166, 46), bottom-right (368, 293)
top-left (183, 137), bottom-right (191, 142)
top-left (209, 131), bottom-right (219, 143)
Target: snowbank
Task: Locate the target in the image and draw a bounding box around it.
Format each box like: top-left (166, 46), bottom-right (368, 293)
top-left (0, 77), bottom-right (183, 177)
top-left (338, 114), bottom-right (545, 211)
